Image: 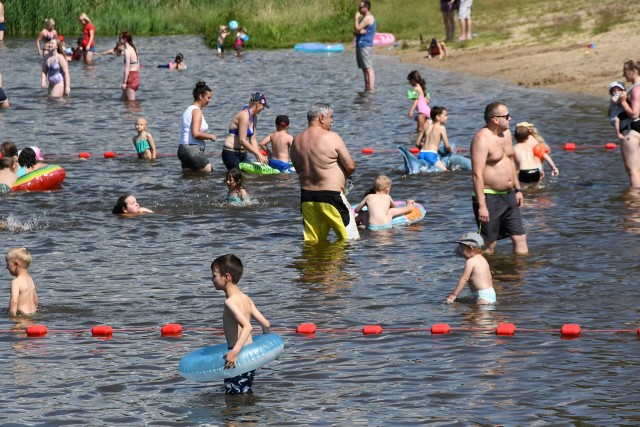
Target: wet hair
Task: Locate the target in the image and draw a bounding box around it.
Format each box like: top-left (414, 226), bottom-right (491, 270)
top-left (175, 53), bottom-right (184, 64)
top-left (211, 254), bottom-right (243, 284)
top-left (226, 168), bottom-right (244, 191)
top-left (623, 59), bottom-right (640, 74)
top-left (1, 141), bottom-right (17, 158)
top-left (373, 175), bottom-right (392, 192)
top-left (0, 157), bottom-right (13, 170)
top-left (484, 101), bottom-right (507, 123)
top-left (78, 13), bottom-right (91, 23)
top-left (192, 81), bottom-right (211, 101)
top-left (430, 106), bottom-right (447, 121)
top-left (307, 102), bottom-right (333, 124)
top-left (120, 32), bottom-right (138, 60)
top-left (18, 147), bottom-right (37, 168)
top-left (407, 70), bottom-right (426, 94)
top-left (6, 247), bottom-right (32, 268)
top-left (112, 193), bottom-right (133, 214)
top-left (514, 125), bottom-right (532, 143)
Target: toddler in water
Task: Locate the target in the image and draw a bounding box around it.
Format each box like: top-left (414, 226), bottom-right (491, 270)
top-left (513, 122), bottom-right (558, 184)
top-left (6, 247), bottom-right (38, 317)
top-left (234, 27), bottom-right (247, 57)
top-left (112, 193), bottom-right (154, 214)
top-left (446, 232), bottom-right (496, 305)
top-left (211, 254), bottom-right (271, 394)
top-left (132, 117), bottom-right (156, 159)
top-left (407, 70), bottom-right (430, 135)
top-left (217, 25), bottom-right (230, 57)
top-left (226, 168), bottom-right (249, 205)
top-left (608, 81), bottom-right (628, 142)
top-left (354, 175), bottom-right (415, 230)
top-left (417, 106), bottom-right (452, 171)
top-left (259, 115), bottom-right (294, 173)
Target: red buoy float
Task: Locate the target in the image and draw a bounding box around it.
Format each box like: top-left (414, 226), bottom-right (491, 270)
top-left (561, 324), bottom-right (581, 338)
top-left (79, 152), bottom-right (91, 159)
top-left (362, 148), bottom-right (373, 155)
top-left (362, 325), bottom-right (382, 335)
top-left (409, 147), bottom-right (420, 154)
top-left (495, 323), bottom-right (516, 336)
top-left (161, 323), bottom-right (182, 336)
top-left (103, 151), bottom-right (116, 158)
top-left (296, 323), bottom-right (317, 334)
top-left (431, 324), bottom-right (451, 334)
top-left (605, 142), bottom-right (617, 150)
top-left (564, 142), bottom-right (576, 151)
top-left (92, 325), bottom-right (113, 337)
top-left (26, 325), bottom-right (48, 337)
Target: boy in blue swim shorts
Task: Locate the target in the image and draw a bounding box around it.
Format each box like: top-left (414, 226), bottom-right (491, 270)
top-left (211, 254), bottom-right (271, 394)
top-left (259, 115), bottom-right (295, 173)
top-left (445, 232), bottom-right (496, 305)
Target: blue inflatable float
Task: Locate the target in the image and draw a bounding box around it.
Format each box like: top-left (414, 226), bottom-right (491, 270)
top-left (397, 144), bottom-right (471, 174)
top-left (294, 43), bottom-right (344, 53)
top-left (179, 334), bottom-right (284, 382)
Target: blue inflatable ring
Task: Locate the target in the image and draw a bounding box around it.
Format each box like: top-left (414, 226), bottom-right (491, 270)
top-left (179, 334), bottom-right (284, 382)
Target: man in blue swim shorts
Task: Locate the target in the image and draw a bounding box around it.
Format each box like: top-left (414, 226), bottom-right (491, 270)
top-left (471, 102), bottom-right (528, 254)
top-left (291, 102), bottom-right (360, 241)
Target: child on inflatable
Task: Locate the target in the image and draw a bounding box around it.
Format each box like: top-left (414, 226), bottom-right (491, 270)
top-left (226, 168), bottom-right (249, 205)
top-left (416, 106), bottom-right (452, 171)
top-left (112, 193), bottom-right (154, 215)
top-left (259, 115), bottom-right (294, 173)
top-left (608, 81), bottom-right (628, 142)
top-left (6, 247), bottom-right (38, 317)
top-left (132, 117), bottom-right (157, 160)
top-left (354, 175), bottom-right (415, 230)
top-left (211, 254), bottom-right (271, 394)
top-left (513, 122), bottom-right (559, 185)
top-left (17, 147), bottom-right (46, 177)
top-left (446, 232), bottom-right (496, 304)
top-left (407, 70), bottom-right (430, 135)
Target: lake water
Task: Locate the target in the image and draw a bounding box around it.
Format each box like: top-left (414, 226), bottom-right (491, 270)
top-left (1, 35), bottom-right (640, 425)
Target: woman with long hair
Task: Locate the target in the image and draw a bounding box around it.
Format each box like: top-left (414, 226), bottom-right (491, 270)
top-left (120, 32), bottom-right (140, 101)
top-left (78, 13), bottom-right (95, 63)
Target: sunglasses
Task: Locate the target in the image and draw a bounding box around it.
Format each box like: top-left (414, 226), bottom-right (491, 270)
top-left (493, 113), bottom-right (511, 120)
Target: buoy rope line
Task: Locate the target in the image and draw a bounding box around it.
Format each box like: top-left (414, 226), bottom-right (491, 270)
top-left (1, 322), bottom-right (638, 339)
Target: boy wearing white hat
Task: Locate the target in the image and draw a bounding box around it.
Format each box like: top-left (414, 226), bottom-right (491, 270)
top-left (446, 232), bottom-right (496, 304)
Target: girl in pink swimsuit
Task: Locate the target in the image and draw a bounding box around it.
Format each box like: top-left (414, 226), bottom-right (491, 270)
top-left (407, 70), bottom-right (431, 145)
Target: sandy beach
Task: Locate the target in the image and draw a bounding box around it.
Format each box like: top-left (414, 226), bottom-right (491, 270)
top-left (389, 11), bottom-right (640, 99)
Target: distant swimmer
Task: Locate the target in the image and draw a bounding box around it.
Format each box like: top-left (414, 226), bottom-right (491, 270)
top-left (112, 193), bottom-right (154, 215)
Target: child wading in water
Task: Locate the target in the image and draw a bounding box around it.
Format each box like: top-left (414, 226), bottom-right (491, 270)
top-left (217, 25), bottom-right (230, 57)
top-left (211, 254), bottom-right (271, 394)
top-left (407, 70), bottom-right (430, 137)
top-left (417, 106), bottom-right (452, 171)
top-left (132, 117), bottom-right (157, 159)
top-left (446, 232), bottom-right (496, 305)
top-left (226, 168), bottom-right (249, 205)
top-left (354, 175), bottom-right (415, 230)
top-left (259, 114), bottom-right (294, 173)
top-left (513, 122), bottom-right (559, 185)
top-left (6, 247), bottom-right (38, 317)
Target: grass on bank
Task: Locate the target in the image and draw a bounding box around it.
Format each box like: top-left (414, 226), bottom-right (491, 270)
top-left (4, 0), bottom-right (639, 51)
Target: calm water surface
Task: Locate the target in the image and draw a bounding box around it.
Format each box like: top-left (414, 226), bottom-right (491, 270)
top-left (1, 36), bottom-right (640, 425)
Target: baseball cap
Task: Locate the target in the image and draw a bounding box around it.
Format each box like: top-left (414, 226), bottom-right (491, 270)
top-left (609, 81), bottom-right (625, 92)
top-left (31, 146), bottom-right (44, 161)
top-left (275, 115), bottom-right (289, 128)
top-left (516, 121), bottom-right (534, 128)
top-left (250, 91), bottom-right (269, 108)
top-left (456, 232), bottom-right (484, 249)
top-left (58, 35), bottom-right (65, 42)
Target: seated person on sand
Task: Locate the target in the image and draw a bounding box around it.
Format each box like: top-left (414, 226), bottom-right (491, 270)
top-left (513, 123), bottom-right (559, 185)
top-left (17, 147), bottom-right (47, 177)
top-left (112, 193), bottom-right (154, 215)
top-left (258, 114), bottom-right (294, 172)
top-left (416, 106), bottom-right (452, 171)
top-left (0, 157), bottom-right (17, 193)
top-left (354, 175), bottom-right (415, 230)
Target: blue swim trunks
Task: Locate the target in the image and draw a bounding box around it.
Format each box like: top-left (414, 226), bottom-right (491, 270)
top-left (367, 223), bottom-right (392, 231)
top-left (224, 369), bottom-right (255, 394)
top-left (472, 288), bottom-right (496, 303)
top-left (417, 150), bottom-right (439, 166)
top-left (268, 158), bottom-right (294, 173)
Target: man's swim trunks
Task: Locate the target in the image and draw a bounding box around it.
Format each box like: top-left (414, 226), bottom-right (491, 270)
top-left (518, 168), bottom-right (541, 183)
top-left (300, 189), bottom-right (360, 241)
top-left (126, 70), bottom-right (140, 91)
top-left (224, 369), bottom-right (255, 395)
top-left (472, 287), bottom-right (496, 303)
top-left (472, 190), bottom-right (525, 243)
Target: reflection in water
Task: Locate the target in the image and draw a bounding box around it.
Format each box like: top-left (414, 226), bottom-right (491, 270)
top-left (288, 241), bottom-right (354, 289)
top-left (619, 188), bottom-right (640, 234)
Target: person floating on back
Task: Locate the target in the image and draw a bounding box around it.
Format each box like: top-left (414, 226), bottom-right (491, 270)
top-left (211, 254), bottom-right (271, 394)
top-left (354, 175), bottom-right (415, 230)
top-left (6, 247), bottom-right (38, 317)
top-left (446, 232), bottom-right (496, 305)
top-left (259, 115), bottom-right (294, 173)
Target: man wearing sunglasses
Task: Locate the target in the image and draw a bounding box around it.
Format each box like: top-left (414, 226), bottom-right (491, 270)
top-left (470, 102), bottom-right (528, 255)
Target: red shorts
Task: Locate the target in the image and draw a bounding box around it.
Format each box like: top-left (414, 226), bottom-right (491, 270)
top-left (126, 71), bottom-right (140, 91)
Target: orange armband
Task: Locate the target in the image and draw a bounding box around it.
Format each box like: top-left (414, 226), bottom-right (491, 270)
top-left (532, 143), bottom-right (549, 160)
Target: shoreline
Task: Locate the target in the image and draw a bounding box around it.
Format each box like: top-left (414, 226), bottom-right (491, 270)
top-left (385, 23), bottom-right (640, 100)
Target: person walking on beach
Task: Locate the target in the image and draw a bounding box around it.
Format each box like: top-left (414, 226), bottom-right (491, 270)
top-left (354, 1), bottom-right (376, 93)
top-left (290, 102), bottom-right (359, 241)
top-left (470, 102), bottom-right (528, 254)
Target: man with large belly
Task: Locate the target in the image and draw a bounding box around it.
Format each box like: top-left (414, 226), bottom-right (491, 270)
top-left (290, 102), bottom-right (360, 242)
top-left (471, 102), bottom-right (528, 254)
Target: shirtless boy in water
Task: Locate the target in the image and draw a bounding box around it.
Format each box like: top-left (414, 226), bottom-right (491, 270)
top-left (354, 175), bottom-right (415, 230)
top-left (259, 115), bottom-right (294, 172)
top-left (211, 254), bottom-right (270, 394)
top-left (416, 106), bottom-right (452, 171)
top-left (6, 247), bottom-right (38, 317)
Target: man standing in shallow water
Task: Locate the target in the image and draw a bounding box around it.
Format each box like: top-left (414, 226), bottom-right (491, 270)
top-left (290, 102), bottom-right (360, 242)
top-left (354, 1), bottom-right (376, 92)
top-left (470, 101), bottom-right (528, 254)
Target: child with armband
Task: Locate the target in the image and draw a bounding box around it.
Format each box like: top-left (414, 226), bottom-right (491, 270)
top-left (354, 175), bottom-right (415, 230)
top-left (259, 115), bottom-right (294, 173)
top-left (211, 254), bottom-right (270, 394)
top-left (608, 81), bottom-right (628, 142)
top-left (446, 232), bottom-right (495, 305)
top-left (6, 247), bottom-right (38, 317)
top-left (513, 122), bottom-right (559, 185)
